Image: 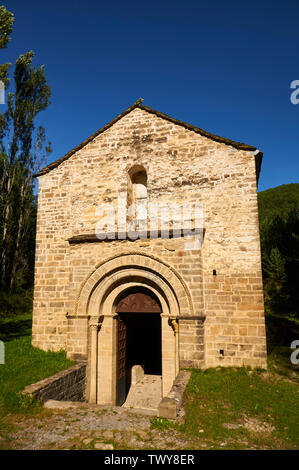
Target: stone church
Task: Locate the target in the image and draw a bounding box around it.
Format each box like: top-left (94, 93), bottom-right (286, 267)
top-left (32, 102), bottom-right (267, 407)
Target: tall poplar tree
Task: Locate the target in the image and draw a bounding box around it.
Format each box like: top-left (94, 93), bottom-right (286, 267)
top-left (0, 6), bottom-right (51, 297)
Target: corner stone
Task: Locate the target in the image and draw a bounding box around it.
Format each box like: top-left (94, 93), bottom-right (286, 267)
top-left (158, 397), bottom-right (177, 419)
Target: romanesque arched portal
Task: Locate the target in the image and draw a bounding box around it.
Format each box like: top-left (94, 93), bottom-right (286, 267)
top-left (74, 252), bottom-right (193, 405)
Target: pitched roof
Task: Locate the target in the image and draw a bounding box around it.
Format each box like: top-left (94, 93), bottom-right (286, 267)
top-left (34, 103), bottom-right (262, 178)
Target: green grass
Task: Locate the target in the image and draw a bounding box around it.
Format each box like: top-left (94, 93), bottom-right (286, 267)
top-left (181, 366), bottom-right (299, 449)
top-left (150, 417), bottom-right (178, 431)
top-left (176, 315), bottom-right (299, 449)
top-left (0, 313), bottom-right (75, 415)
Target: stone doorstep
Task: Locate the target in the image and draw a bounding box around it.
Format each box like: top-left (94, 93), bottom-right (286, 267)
top-left (43, 399), bottom-right (158, 416)
top-left (158, 370), bottom-right (191, 420)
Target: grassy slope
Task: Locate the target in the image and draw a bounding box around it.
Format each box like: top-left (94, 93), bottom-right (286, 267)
top-left (181, 365), bottom-right (298, 449)
top-left (258, 183), bottom-right (299, 222)
top-left (0, 313), bottom-right (75, 415)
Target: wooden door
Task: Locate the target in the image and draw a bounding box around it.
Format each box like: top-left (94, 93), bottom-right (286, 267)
top-left (115, 291), bottom-right (162, 313)
top-left (116, 316), bottom-right (127, 406)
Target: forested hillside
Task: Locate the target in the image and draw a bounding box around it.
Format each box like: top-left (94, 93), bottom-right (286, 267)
top-left (258, 183), bottom-right (299, 223)
top-left (258, 184), bottom-right (299, 319)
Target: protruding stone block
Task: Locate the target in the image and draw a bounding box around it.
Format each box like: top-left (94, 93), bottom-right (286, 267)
top-left (131, 364), bottom-right (144, 385)
top-left (158, 397), bottom-right (177, 419)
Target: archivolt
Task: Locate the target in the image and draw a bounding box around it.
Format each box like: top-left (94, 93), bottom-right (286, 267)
top-left (74, 251), bottom-right (193, 317)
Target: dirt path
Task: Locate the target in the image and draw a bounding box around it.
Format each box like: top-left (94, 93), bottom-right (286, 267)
top-left (1, 404), bottom-right (197, 450)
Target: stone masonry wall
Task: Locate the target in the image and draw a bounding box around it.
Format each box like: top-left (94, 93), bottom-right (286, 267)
top-left (203, 272), bottom-right (266, 368)
top-left (32, 106), bottom-right (267, 369)
top-left (22, 363), bottom-right (87, 403)
top-left (179, 318), bottom-right (205, 368)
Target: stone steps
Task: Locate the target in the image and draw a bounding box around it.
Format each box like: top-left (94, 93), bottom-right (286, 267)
top-left (122, 374), bottom-right (162, 411)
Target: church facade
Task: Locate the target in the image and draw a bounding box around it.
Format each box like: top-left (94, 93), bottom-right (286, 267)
top-left (32, 103), bottom-right (267, 405)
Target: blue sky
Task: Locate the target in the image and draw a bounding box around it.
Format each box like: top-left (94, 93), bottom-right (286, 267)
top-left (2, 0), bottom-right (299, 191)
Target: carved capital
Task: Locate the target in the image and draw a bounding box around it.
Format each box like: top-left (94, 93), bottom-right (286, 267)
top-left (89, 315), bottom-right (104, 332)
top-left (169, 317), bottom-right (179, 335)
top-left (89, 323), bottom-right (99, 332)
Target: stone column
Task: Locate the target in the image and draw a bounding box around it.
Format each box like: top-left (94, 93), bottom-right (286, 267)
top-left (161, 314), bottom-right (177, 397)
top-left (89, 318), bottom-right (99, 403)
top-left (169, 317), bottom-right (179, 375)
top-left (97, 314), bottom-right (117, 405)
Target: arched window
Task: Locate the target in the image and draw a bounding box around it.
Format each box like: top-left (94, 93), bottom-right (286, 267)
top-left (127, 165), bottom-right (147, 232)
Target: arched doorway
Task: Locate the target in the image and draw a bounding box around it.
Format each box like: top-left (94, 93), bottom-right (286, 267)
top-left (115, 287), bottom-right (162, 406)
top-left (75, 253), bottom-right (191, 406)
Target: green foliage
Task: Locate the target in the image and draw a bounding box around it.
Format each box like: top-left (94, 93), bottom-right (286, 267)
top-left (0, 6), bottom-right (14, 87)
top-left (0, 289), bottom-right (33, 317)
top-left (258, 183), bottom-right (299, 223)
top-left (258, 184), bottom-right (299, 319)
top-left (0, 6), bottom-right (14, 50)
top-left (0, 312), bottom-right (32, 341)
top-left (0, 6), bottom-right (51, 295)
top-left (263, 247), bottom-right (286, 278)
top-left (265, 313), bottom-right (299, 353)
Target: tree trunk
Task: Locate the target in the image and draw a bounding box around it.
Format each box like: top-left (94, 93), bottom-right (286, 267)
top-left (9, 180), bottom-right (27, 290)
top-left (1, 165), bottom-right (16, 286)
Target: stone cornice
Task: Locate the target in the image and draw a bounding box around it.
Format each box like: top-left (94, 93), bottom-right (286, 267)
top-left (67, 228), bottom-right (205, 244)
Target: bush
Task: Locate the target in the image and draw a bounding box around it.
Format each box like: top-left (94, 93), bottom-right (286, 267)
top-left (0, 289), bottom-right (33, 317)
top-left (260, 207), bottom-right (299, 319)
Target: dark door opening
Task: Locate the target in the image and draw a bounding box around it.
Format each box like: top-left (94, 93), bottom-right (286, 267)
top-left (115, 287), bottom-right (162, 406)
top-left (121, 312), bottom-right (162, 376)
